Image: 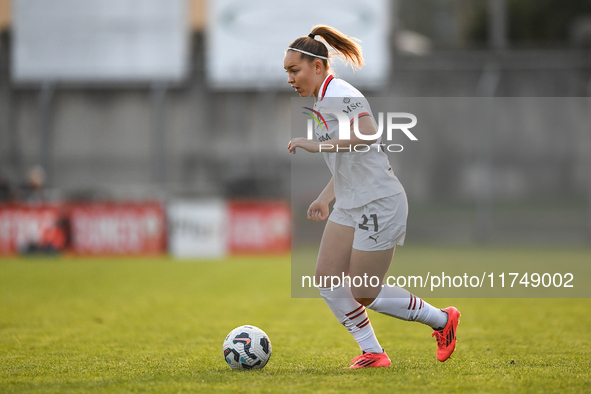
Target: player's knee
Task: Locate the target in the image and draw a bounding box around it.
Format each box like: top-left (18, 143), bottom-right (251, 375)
top-left (354, 297), bottom-right (375, 306)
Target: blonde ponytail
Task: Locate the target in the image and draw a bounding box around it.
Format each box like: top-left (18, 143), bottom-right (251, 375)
top-left (287, 25), bottom-right (364, 70)
top-left (310, 25), bottom-right (364, 70)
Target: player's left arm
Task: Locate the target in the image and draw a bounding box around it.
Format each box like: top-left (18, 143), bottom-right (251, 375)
top-left (287, 116), bottom-right (377, 154)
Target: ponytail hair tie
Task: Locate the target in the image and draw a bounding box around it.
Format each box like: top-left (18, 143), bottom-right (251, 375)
top-left (308, 33), bottom-right (315, 39)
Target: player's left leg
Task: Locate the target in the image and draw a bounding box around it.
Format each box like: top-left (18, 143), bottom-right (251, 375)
top-left (348, 246), bottom-right (445, 328)
top-left (350, 247), bottom-right (447, 329)
top-left (349, 247), bottom-right (459, 361)
top-left (348, 190), bottom-right (461, 361)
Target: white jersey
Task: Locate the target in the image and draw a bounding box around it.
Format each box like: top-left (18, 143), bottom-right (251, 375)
top-left (312, 74), bottom-right (404, 209)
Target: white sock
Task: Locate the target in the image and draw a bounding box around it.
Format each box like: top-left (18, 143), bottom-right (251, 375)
top-left (367, 286), bottom-right (448, 330)
top-left (319, 285), bottom-right (383, 353)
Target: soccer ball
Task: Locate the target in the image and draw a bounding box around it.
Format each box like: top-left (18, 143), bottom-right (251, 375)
top-left (223, 325), bottom-right (272, 370)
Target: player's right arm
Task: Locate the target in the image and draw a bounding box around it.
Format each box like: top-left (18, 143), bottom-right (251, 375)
top-left (307, 176), bottom-right (335, 221)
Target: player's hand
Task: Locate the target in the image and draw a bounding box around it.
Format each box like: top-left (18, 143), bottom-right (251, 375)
top-left (307, 198), bottom-right (329, 221)
top-left (288, 138), bottom-right (319, 154)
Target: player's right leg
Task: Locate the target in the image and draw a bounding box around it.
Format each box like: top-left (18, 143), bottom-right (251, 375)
top-left (315, 219), bottom-right (390, 368)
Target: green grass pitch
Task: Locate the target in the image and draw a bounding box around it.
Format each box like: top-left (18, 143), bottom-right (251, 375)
top-left (1, 246), bottom-right (590, 393)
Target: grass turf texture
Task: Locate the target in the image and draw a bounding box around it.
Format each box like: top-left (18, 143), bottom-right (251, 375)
top-left (1, 246), bottom-right (590, 393)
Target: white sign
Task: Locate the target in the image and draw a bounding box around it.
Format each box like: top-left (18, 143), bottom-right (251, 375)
top-left (168, 200), bottom-right (228, 258)
top-left (12, 0), bottom-right (190, 83)
top-left (206, 0), bottom-right (390, 89)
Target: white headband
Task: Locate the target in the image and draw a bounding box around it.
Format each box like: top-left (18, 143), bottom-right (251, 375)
top-left (287, 47), bottom-right (328, 60)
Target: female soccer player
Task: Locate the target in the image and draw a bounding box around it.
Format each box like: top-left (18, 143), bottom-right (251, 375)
top-left (285, 25), bottom-right (460, 369)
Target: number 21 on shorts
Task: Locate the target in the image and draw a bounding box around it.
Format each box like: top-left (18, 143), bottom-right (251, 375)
top-left (359, 214), bottom-right (379, 232)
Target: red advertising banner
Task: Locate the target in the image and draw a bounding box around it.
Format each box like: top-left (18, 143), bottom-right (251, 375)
top-left (69, 203), bottom-right (166, 255)
top-left (1, 200), bottom-right (289, 256)
top-left (227, 200), bottom-right (290, 254)
top-left (0, 202), bottom-right (166, 256)
top-left (0, 204), bottom-right (64, 255)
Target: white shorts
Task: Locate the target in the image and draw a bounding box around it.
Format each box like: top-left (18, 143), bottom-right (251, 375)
top-left (328, 193), bottom-right (408, 251)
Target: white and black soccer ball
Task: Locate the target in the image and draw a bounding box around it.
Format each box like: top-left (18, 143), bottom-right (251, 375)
top-left (222, 325), bottom-right (272, 370)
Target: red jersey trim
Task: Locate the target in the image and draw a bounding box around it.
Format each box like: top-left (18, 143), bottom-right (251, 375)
top-left (320, 75), bottom-right (334, 99)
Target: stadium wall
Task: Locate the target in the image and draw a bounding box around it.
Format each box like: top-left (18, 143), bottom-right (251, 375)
top-left (1, 36), bottom-right (589, 202)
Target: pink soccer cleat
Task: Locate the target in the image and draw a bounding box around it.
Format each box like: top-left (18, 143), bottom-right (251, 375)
top-left (349, 350), bottom-right (391, 369)
top-left (432, 306), bottom-right (461, 362)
